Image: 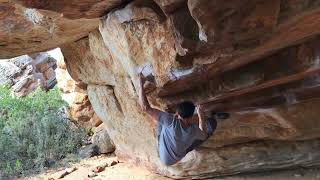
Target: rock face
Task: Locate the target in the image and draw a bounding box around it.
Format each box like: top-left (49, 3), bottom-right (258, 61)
top-left (0, 1), bottom-right (99, 58)
top-left (11, 0), bottom-right (123, 19)
top-left (3, 0), bottom-right (320, 179)
top-left (92, 124), bottom-right (115, 154)
top-left (0, 53), bottom-right (57, 97)
top-left (55, 49), bottom-right (102, 127)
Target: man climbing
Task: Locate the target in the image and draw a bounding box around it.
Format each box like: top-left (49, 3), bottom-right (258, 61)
top-left (138, 73), bottom-right (225, 166)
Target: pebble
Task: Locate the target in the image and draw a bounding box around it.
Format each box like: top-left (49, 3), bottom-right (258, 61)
top-left (49, 167), bottom-right (77, 179)
top-left (49, 170), bottom-right (67, 179)
top-left (93, 166), bottom-right (105, 173)
top-left (110, 160), bottom-right (118, 166)
top-left (294, 173), bottom-right (302, 177)
top-left (65, 167), bottom-right (77, 173)
top-left (88, 171), bottom-right (97, 178)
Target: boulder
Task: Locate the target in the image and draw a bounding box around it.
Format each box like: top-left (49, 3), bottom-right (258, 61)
top-left (88, 2), bottom-right (320, 178)
top-left (0, 1), bottom-right (99, 58)
top-left (0, 53), bottom-right (57, 97)
top-left (92, 124), bottom-right (115, 154)
top-left (78, 144), bottom-right (100, 159)
top-left (55, 52), bottom-right (103, 127)
top-left (0, 60), bottom-right (22, 86)
top-left (3, 0), bottom-right (320, 179)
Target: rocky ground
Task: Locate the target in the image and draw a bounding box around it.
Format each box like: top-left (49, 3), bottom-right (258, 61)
top-left (21, 155), bottom-right (320, 180)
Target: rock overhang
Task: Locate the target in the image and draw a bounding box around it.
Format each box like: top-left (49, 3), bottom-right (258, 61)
top-left (2, 0), bottom-right (320, 178)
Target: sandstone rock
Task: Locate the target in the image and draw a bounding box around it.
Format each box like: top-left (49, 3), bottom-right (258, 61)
top-left (0, 60), bottom-right (22, 86)
top-left (92, 166), bottom-right (105, 173)
top-left (48, 48), bottom-right (65, 69)
top-left (110, 160), bottom-right (118, 166)
top-left (88, 171), bottom-right (97, 178)
top-left (0, 2), bottom-right (99, 58)
top-left (3, 0), bottom-right (320, 179)
top-left (49, 167), bottom-right (77, 179)
top-left (154, 0), bottom-right (186, 14)
top-left (78, 144), bottom-right (100, 159)
top-left (0, 53), bottom-right (57, 97)
top-left (49, 169), bottom-right (68, 180)
top-left (87, 2), bottom-right (320, 178)
top-left (99, 4), bottom-right (178, 87)
top-left (33, 52), bottom-right (57, 72)
top-left (55, 53), bottom-right (104, 128)
top-left (60, 30), bottom-right (117, 86)
top-left (10, 55), bottom-right (33, 69)
top-left (90, 113), bottom-right (103, 127)
top-left (11, 74), bottom-right (43, 97)
top-left (65, 167), bottom-right (77, 174)
top-left (12, 0), bottom-right (123, 19)
top-left (92, 124), bottom-right (115, 154)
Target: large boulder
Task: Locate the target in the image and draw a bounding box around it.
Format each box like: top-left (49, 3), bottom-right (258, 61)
top-left (0, 53), bottom-right (57, 97)
top-left (0, 1), bottom-right (99, 58)
top-left (55, 49), bottom-right (103, 127)
top-left (89, 2), bottom-right (320, 178)
top-left (92, 124), bottom-right (115, 154)
top-left (3, 0), bottom-right (320, 179)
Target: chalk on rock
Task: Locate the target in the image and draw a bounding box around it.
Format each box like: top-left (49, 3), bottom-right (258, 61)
top-left (136, 62), bottom-right (153, 77)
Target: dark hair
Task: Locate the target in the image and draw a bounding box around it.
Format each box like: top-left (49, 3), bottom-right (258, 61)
top-left (176, 101), bottom-right (195, 118)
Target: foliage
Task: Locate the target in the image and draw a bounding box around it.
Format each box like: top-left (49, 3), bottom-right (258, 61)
top-left (0, 86), bottom-right (86, 178)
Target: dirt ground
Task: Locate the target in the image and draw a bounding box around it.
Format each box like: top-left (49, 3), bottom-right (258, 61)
top-left (22, 155), bottom-right (320, 180)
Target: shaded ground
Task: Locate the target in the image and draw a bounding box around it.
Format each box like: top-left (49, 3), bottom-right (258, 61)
top-left (21, 155), bottom-right (320, 180)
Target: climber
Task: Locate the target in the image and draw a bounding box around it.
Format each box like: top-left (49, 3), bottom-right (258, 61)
top-left (138, 73), bottom-right (227, 166)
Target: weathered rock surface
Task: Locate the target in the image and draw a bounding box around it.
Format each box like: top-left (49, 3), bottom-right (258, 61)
top-left (55, 49), bottom-right (102, 127)
top-left (0, 1), bottom-right (99, 58)
top-left (92, 124), bottom-right (115, 154)
top-left (92, 2), bottom-right (320, 178)
top-left (3, 0), bottom-right (320, 179)
top-left (11, 0), bottom-right (123, 19)
top-left (0, 53), bottom-right (57, 97)
top-left (78, 144), bottom-right (100, 159)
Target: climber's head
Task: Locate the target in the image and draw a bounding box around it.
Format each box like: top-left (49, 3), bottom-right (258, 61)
top-left (176, 101), bottom-right (195, 120)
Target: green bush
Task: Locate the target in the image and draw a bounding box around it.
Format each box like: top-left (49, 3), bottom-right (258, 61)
top-left (0, 86), bottom-right (86, 178)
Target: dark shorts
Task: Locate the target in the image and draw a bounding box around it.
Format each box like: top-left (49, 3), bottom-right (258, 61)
top-left (185, 117), bottom-right (217, 153)
top-left (157, 121), bottom-right (163, 142)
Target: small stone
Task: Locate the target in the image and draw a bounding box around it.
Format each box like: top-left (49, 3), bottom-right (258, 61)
top-left (92, 124), bottom-right (115, 154)
top-left (88, 171), bottom-right (97, 177)
top-left (110, 160), bottom-right (118, 166)
top-left (65, 167), bottom-right (77, 173)
top-left (294, 173), bottom-right (302, 177)
top-left (78, 144), bottom-right (100, 159)
top-left (49, 170), bottom-right (68, 179)
top-left (104, 162), bottom-right (109, 167)
top-left (93, 166), bottom-right (105, 173)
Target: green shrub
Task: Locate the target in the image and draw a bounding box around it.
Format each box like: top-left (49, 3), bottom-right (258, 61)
top-left (0, 86), bottom-right (86, 178)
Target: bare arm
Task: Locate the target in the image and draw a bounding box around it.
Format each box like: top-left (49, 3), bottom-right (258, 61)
top-left (196, 105), bottom-right (208, 135)
top-left (138, 73), bottom-right (162, 122)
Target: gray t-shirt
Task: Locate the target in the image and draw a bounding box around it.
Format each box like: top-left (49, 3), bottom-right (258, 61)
top-left (157, 112), bottom-right (206, 165)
